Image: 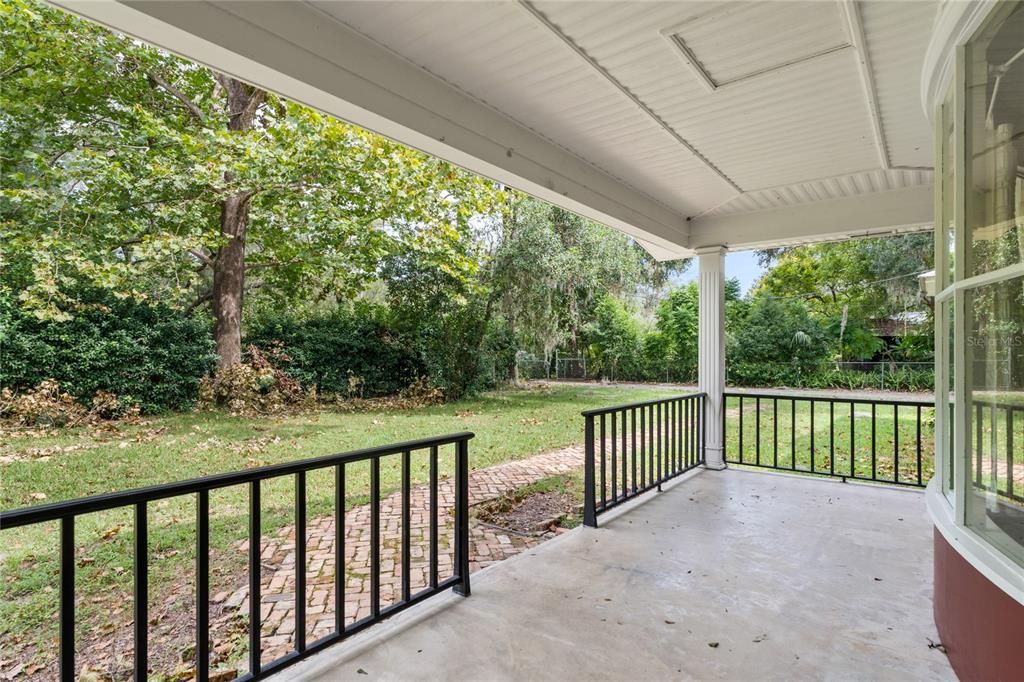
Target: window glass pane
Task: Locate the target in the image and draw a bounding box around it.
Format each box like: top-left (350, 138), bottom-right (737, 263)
top-left (943, 299), bottom-right (955, 496)
top-left (963, 4), bottom-right (1024, 278)
top-left (964, 275), bottom-right (1024, 563)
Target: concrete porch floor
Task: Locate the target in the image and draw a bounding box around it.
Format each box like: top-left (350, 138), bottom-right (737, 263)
top-left (290, 469), bottom-right (954, 681)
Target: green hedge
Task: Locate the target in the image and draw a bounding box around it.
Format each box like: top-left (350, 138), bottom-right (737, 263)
top-left (245, 305), bottom-right (425, 397)
top-left (0, 290), bottom-right (216, 413)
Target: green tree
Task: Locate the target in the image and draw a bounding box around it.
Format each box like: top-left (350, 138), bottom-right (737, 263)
top-left (491, 195), bottom-right (686, 369)
top-left (728, 296), bottom-right (828, 386)
top-left (1, 0), bottom-right (500, 368)
top-left (586, 295), bottom-right (644, 381)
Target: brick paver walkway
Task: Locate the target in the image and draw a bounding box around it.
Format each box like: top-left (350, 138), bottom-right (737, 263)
top-left (214, 444), bottom-right (585, 663)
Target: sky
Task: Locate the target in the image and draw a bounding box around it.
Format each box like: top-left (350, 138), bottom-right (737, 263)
top-left (677, 249), bottom-right (764, 296)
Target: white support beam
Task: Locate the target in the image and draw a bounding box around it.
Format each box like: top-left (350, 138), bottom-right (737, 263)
top-left (52, 0), bottom-right (691, 259)
top-left (842, 0), bottom-right (891, 169)
top-left (698, 247), bottom-right (726, 471)
top-left (686, 184), bottom-right (933, 251)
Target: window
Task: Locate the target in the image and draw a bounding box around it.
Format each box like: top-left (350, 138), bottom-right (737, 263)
top-left (958, 2), bottom-right (1024, 564)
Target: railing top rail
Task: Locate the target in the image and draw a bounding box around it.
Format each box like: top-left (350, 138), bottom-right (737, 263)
top-left (581, 392), bottom-right (706, 418)
top-left (0, 431), bottom-right (474, 529)
top-left (723, 389), bottom-right (933, 407)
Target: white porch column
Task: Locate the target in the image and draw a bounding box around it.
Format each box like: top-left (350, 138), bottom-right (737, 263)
top-left (697, 246), bottom-right (726, 470)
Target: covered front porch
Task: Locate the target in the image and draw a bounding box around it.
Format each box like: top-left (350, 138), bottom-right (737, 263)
top-left (291, 469), bottom-right (951, 681)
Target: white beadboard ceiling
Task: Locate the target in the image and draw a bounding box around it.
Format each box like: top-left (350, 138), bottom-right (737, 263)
top-left (58, 0), bottom-right (939, 255)
top-left (316, 0), bottom-right (936, 221)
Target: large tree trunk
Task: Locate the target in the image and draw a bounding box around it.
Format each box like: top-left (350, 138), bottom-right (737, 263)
top-left (213, 194), bottom-right (249, 367)
top-left (211, 76), bottom-right (266, 369)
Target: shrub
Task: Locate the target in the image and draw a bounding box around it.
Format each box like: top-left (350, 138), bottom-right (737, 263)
top-left (0, 290), bottom-right (216, 413)
top-left (245, 304), bottom-right (424, 397)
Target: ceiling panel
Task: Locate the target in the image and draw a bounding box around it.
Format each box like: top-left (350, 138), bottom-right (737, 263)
top-left (665, 2), bottom-right (849, 87)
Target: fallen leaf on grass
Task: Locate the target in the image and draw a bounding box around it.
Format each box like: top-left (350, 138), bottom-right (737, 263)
top-left (99, 525), bottom-right (121, 542)
top-left (28, 492), bottom-right (46, 501)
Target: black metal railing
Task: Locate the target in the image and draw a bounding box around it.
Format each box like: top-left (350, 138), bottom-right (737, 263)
top-left (971, 399), bottom-right (1024, 505)
top-left (723, 391), bottom-right (934, 487)
top-left (0, 432), bottom-right (474, 682)
top-left (581, 393), bottom-right (706, 526)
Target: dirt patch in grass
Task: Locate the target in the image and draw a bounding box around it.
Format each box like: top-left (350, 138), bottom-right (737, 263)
top-left (475, 474), bottom-right (583, 534)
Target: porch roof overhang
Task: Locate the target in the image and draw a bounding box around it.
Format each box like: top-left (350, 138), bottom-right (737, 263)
top-left (55, 0), bottom-right (937, 258)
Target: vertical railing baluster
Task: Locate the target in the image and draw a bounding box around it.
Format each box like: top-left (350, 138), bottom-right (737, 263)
top-left (334, 465), bottom-right (344, 634)
top-left (453, 438), bottom-right (471, 597)
top-left (829, 401), bottom-right (835, 476)
top-left (249, 481), bottom-right (261, 673)
top-left (773, 398), bottom-right (778, 468)
top-left (810, 400), bottom-right (816, 473)
top-left (370, 457), bottom-right (380, 618)
top-left (701, 395), bottom-right (707, 464)
top-left (790, 399), bottom-right (796, 470)
top-left (401, 450), bottom-right (411, 603)
top-left (600, 415), bottom-right (607, 509)
top-left (917, 405), bottom-right (923, 487)
top-left (639, 405), bottom-right (646, 489)
top-left (738, 396), bottom-right (744, 465)
top-left (631, 409), bottom-right (637, 494)
top-left (871, 403), bottom-right (877, 481)
top-left (1007, 409), bottom-right (1015, 499)
top-left (755, 397), bottom-right (761, 466)
top-left (134, 503), bottom-right (148, 681)
top-left (685, 398), bottom-right (691, 469)
top-left (656, 402), bottom-right (663, 487)
top-left (429, 445), bottom-right (439, 587)
top-left (649, 405), bottom-right (655, 484)
top-left (976, 402), bottom-right (984, 486)
top-left (850, 403), bottom-right (856, 478)
top-left (673, 399), bottom-right (679, 474)
top-left (991, 403), bottom-right (998, 491)
top-left (60, 516), bottom-right (74, 682)
top-left (295, 471), bottom-right (306, 653)
top-left (621, 410), bottom-right (628, 497)
top-left (894, 404), bottom-right (900, 483)
top-left (584, 416), bottom-right (597, 528)
top-left (197, 490), bottom-right (209, 682)
top-left (611, 410), bottom-right (618, 501)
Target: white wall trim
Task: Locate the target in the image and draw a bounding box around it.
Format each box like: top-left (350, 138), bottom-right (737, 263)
top-left (841, 0), bottom-right (890, 169)
top-left (920, 0), bottom-right (999, 120)
top-left (928, 479), bottom-right (1024, 606)
top-left (686, 184), bottom-right (933, 251)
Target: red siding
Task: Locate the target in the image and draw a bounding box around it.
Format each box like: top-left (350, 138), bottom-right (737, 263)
top-left (934, 528), bottom-right (1024, 681)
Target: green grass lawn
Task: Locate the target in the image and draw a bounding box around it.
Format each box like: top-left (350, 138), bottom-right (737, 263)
top-left (0, 383), bottom-right (674, 671)
top-left (723, 396), bottom-right (936, 485)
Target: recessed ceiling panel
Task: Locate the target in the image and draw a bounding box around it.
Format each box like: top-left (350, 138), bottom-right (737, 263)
top-left (664, 1), bottom-right (850, 89)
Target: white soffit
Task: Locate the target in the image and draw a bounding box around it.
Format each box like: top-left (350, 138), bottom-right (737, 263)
top-left (703, 168), bottom-right (933, 217)
top-left (687, 184), bottom-right (934, 251)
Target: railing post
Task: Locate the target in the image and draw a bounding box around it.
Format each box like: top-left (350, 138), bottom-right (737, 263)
top-left (453, 437), bottom-right (472, 596)
top-left (584, 415), bottom-right (598, 528)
